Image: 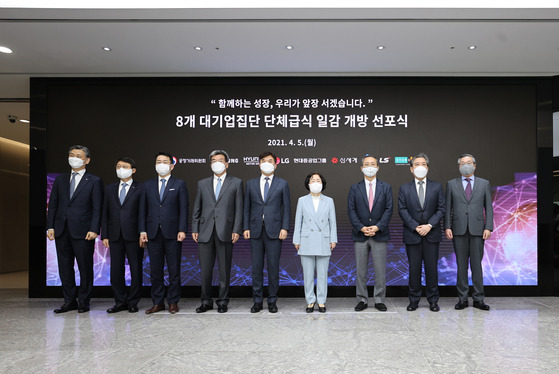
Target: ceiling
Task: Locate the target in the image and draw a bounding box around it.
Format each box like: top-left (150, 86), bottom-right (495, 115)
top-left (1, 7), bottom-right (559, 143)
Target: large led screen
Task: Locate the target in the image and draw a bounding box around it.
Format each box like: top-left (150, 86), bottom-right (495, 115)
top-left (39, 78), bottom-right (538, 288)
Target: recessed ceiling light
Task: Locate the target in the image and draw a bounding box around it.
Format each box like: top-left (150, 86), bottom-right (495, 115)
top-left (102, 47), bottom-right (111, 51)
top-left (286, 45), bottom-right (294, 50)
top-left (0, 46), bottom-right (13, 54)
top-left (468, 45), bottom-right (477, 50)
top-left (377, 46), bottom-right (385, 50)
top-left (194, 46), bottom-right (203, 51)
top-left (20, 119), bottom-right (30, 123)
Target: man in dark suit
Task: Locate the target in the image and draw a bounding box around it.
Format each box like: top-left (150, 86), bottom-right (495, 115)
top-left (192, 150), bottom-right (243, 314)
top-left (445, 153), bottom-right (493, 311)
top-left (101, 157), bottom-right (144, 314)
top-left (347, 154), bottom-right (393, 312)
top-left (243, 151), bottom-right (290, 313)
top-left (398, 153), bottom-right (445, 312)
top-left (140, 152), bottom-right (189, 314)
top-left (47, 145), bottom-right (104, 313)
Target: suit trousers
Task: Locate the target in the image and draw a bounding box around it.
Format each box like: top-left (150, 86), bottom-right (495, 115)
top-left (406, 237), bottom-right (440, 304)
top-left (251, 227), bottom-right (282, 304)
top-left (109, 237), bottom-right (144, 307)
top-left (354, 238), bottom-right (387, 304)
top-left (147, 228), bottom-right (182, 305)
top-left (198, 227), bottom-right (233, 306)
top-left (453, 233), bottom-right (485, 302)
top-left (300, 255), bottom-right (330, 305)
top-left (55, 223), bottom-right (95, 305)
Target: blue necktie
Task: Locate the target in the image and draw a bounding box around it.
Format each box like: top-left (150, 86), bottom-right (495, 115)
top-left (264, 177), bottom-right (270, 201)
top-left (120, 182), bottom-right (127, 205)
top-left (215, 177), bottom-right (222, 199)
top-left (69, 172), bottom-right (77, 199)
top-left (160, 178), bottom-right (166, 201)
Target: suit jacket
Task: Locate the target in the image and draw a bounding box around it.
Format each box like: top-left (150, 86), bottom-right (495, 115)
top-left (191, 174), bottom-right (244, 243)
top-left (243, 175), bottom-right (290, 239)
top-left (444, 176), bottom-right (494, 236)
top-left (139, 175), bottom-right (189, 240)
top-left (347, 178), bottom-right (393, 242)
top-left (398, 179), bottom-right (445, 244)
top-left (101, 180), bottom-right (143, 242)
top-left (47, 171), bottom-right (104, 240)
top-left (292, 194), bottom-right (337, 256)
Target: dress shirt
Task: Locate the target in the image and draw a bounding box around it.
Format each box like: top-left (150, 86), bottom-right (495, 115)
top-left (120, 179), bottom-right (133, 199)
top-left (461, 175), bottom-right (475, 190)
top-left (364, 177), bottom-right (377, 203)
top-left (213, 173), bottom-right (227, 196)
top-left (159, 174), bottom-right (171, 194)
top-left (70, 168), bottom-right (86, 193)
top-left (260, 174), bottom-right (274, 201)
top-left (312, 194), bottom-right (320, 212)
top-left (414, 178), bottom-right (427, 196)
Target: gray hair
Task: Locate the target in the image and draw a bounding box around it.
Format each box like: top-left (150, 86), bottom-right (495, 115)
top-left (68, 145), bottom-right (91, 158)
top-left (361, 154), bottom-right (378, 165)
top-left (457, 153), bottom-right (476, 165)
top-left (409, 152), bottom-right (430, 167)
top-left (209, 149), bottom-right (230, 162)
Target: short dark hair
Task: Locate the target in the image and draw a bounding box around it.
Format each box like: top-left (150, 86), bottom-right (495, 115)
top-left (68, 145), bottom-right (91, 158)
top-left (361, 154), bottom-right (378, 165)
top-left (115, 157), bottom-right (136, 169)
top-left (209, 149), bottom-right (230, 162)
top-left (304, 172), bottom-right (327, 191)
top-left (259, 151), bottom-right (277, 162)
top-left (409, 152), bottom-right (430, 167)
top-left (156, 151), bottom-right (174, 164)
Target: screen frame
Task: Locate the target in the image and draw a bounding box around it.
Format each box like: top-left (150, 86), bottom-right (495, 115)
top-left (28, 76), bottom-right (554, 298)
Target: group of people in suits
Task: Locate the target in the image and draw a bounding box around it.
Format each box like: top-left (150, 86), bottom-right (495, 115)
top-left (47, 145), bottom-right (493, 315)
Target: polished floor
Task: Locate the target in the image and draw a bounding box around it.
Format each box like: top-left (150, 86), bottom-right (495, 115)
top-left (1, 274), bottom-right (559, 373)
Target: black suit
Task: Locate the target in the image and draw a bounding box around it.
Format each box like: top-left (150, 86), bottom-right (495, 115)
top-left (101, 180), bottom-right (144, 308)
top-left (47, 171), bottom-right (104, 306)
top-left (398, 179), bottom-right (445, 304)
top-left (139, 175), bottom-right (189, 306)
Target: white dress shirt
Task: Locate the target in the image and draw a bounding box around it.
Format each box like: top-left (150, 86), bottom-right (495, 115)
top-left (70, 168), bottom-right (86, 193)
top-left (120, 178), bottom-right (133, 199)
top-left (364, 177), bottom-right (377, 201)
top-left (213, 173), bottom-right (227, 196)
top-left (260, 174), bottom-right (274, 201)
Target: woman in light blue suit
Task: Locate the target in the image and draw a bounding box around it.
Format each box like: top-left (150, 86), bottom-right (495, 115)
top-left (293, 173), bottom-right (337, 313)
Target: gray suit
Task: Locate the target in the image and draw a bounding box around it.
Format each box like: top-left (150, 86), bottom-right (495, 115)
top-left (293, 194), bottom-right (337, 305)
top-left (444, 176), bottom-right (493, 302)
top-left (192, 174), bottom-right (244, 306)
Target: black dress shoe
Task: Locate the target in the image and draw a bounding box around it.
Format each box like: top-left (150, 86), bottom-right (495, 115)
top-left (455, 300), bottom-right (469, 310)
top-left (217, 305), bottom-right (228, 313)
top-left (429, 303), bottom-right (440, 312)
top-left (128, 305), bottom-right (139, 313)
top-left (473, 301), bottom-right (490, 311)
top-left (355, 301), bottom-right (368, 311)
top-left (78, 304), bottom-right (90, 313)
top-left (107, 304), bottom-right (128, 313)
top-left (407, 303), bottom-right (418, 311)
top-left (268, 303), bottom-right (278, 313)
top-left (374, 303), bottom-right (387, 312)
top-left (306, 303), bottom-right (315, 313)
top-left (318, 305), bottom-right (326, 313)
top-left (250, 303), bottom-right (263, 313)
top-left (195, 304), bottom-right (213, 313)
top-left (54, 302), bottom-right (78, 314)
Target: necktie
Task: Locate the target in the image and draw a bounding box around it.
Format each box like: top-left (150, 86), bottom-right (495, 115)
top-left (120, 182), bottom-right (127, 205)
top-left (465, 178), bottom-right (472, 200)
top-left (69, 172), bottom-right (77, 199)
top-left (160, 178), bottom-right (166, 201)
top-left (368, 182), bottom-right (374, 212)
top-left (215, 177), bottom-right (222, 199)
top-left (264, 177), bottom-right (270, 201)
top-left (418, 180), bottom-right (425, 208)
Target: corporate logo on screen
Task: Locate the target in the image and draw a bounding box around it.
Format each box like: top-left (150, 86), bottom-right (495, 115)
top-left (379, 157), bottom-right (391, 164)
top-left (395, 156), bottom-right (411, 165)
top-left (243, 157), bottom-right (260, 166)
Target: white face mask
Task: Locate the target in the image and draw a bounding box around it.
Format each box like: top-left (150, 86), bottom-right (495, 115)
top-left (68, 157), bottom-right (84, 169)
top-left (211, 161), bottom-right (226, 175)
top-left (309, 183), bottom-right (323, 194)
top-left (155, 163), bottom-right (171, 176)
top-left (362, 166), bottom-right (378, 178)
top-left (413, 166), bottom-right (428, 179)
top-left (116, 168), bottom-right (133, 180)
top-left (260, 162), bottom-right (275, 174)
